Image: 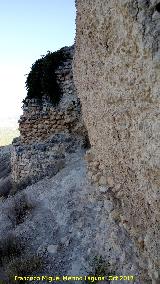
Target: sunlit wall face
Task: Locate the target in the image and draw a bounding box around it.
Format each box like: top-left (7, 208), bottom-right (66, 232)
top-left (0, 0), bottom-right (76, 127)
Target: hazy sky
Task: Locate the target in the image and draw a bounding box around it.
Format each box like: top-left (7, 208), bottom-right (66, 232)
top-left (0, 0), bottom-right (76, 126)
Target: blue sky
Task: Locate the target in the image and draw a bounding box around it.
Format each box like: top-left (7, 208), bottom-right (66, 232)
top-left (0, 0), bottom-right (76, 126)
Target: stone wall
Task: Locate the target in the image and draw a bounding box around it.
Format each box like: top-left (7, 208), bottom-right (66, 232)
top-left (11, 46), bottom-right (88, 187)
top-left (19, 46), bottom-right (85, 144)
top-left (19, 95), bottom-right (84, 144)
top-left (11, 133), bottom-right (85, 188)
top-left (74, 1), bottom-right (160, 282)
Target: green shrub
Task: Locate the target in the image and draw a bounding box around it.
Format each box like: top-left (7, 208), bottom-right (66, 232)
top-left (25, 48), bottom-right (70, 105)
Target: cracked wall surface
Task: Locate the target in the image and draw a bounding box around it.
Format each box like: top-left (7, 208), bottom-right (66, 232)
top-left (73, 0), bottom-right (160, 282)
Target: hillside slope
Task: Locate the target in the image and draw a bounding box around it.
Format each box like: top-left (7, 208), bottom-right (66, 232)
top-left (0, 148), bottom-right (141, 284)
top-left (0, 128), bottom-right (19, 147)
top-left (0, 146), bottom-right (12, 199)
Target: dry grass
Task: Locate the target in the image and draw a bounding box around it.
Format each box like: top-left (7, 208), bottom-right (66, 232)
top-left (0, 233), bottom-right (43, 284)
top-left (0, 176), bottom-right (12, 199)
top-left (0, 233), bottom-right (23, 267)
top-left (85, 256), bottom-right (115, 284)
top-left (6, 255), bottom-right (43, 283)
top-left (0, 153), bottom-right (11, 179)
top-left (8, 193), bottom-right (35, 226)
top-left (0, 149), bottom-right (12, 199)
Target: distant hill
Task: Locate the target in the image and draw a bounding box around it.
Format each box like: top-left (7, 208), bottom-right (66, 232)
top-left (0, 116), bottom-right (19, 128)
top-left (0, 127), bottom-right (19, 146)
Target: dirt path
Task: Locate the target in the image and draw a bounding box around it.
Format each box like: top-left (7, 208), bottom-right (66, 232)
top-left (0, 150), bottom-right (140, 284)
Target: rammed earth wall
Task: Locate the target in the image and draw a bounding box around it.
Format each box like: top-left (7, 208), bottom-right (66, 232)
top-left (73, 1), bottom-right (160, 282)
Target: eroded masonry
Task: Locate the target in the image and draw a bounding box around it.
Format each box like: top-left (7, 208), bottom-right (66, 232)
top-left (11, 46), bottom-right (88, 187)
top-left (73, 0), bottom-right (160, 282)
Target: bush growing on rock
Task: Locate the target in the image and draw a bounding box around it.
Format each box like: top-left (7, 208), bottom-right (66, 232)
top-left (25, 47), bottom-right (71, 105)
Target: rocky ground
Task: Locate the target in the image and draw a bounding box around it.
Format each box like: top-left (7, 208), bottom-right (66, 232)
top-left (0, 146), bottom-right (145, 284)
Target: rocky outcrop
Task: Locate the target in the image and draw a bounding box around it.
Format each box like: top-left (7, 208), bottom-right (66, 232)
top-left (73, 1), bottom-right (160, 282)
top-left (11, 46), bottom-right (88, 188)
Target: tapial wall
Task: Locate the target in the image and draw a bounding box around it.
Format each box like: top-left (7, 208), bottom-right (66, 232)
top-left (73, 0), bottom-right (160, 281)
